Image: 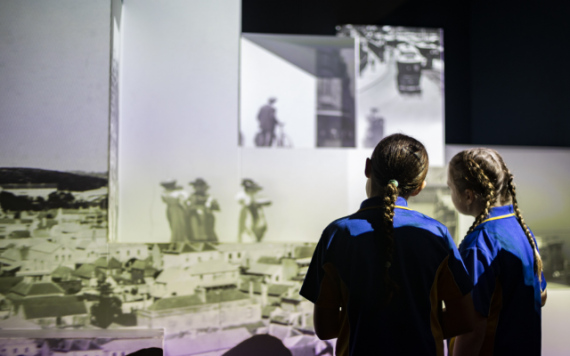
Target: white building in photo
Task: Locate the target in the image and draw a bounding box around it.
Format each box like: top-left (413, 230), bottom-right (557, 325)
top-left (187, 259), bottom-right (239, 289)
top-left (137, 289), bottom-right (261, 335)
top-left (161, 243), bottom-right (220, 270)
top-left (243, 263), bottom-right (284, 284)
top-left (109, 244), bottom-right (149, 262)
top-left (151, 268), bottom-right (199, 298)
top-left (27, 242), bottom-right (73, 272)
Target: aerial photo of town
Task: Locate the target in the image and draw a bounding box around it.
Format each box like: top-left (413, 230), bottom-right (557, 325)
top-left (0, 168), bottom-right (331, 356)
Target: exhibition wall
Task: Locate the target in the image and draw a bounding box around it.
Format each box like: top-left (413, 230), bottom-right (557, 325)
top-left (0, 1), bottom-right (568, 355)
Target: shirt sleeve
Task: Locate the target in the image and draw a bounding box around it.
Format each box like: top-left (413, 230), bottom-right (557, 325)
top-left (315, 263), bottom-right (342, 308)
top-left (438, 231), bottom-right (473, 300)
top-left (461, 241), bottom-right (497, 317)
top-left (299, 228), bottom-right (341, 307)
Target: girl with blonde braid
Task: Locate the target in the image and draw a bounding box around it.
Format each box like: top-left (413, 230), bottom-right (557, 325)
top-left (301, 134), bottom-right (475, 356)
top-left (448, 148), bottom-right (547, 356)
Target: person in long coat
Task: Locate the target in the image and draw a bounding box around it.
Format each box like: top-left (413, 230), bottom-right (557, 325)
top-left (236, 178), bottom-right (271, 243)
top-left (256, 98), bottom-right (279, 147)
top-left (160, 180), bottom-right (189, 242)
top-left (185, 178), bottom-right (220, 242)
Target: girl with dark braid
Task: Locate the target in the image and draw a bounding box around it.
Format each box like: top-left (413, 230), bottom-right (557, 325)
top-left (448, 148), bottom-right (547, 356)
top-left (300, 134), bottom-right (475, 356)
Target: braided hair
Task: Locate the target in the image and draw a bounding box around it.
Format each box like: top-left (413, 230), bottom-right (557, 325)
top-left (449, 148), bottom-right (543, 282)
top-left (498, 157), bottom-right (543, 282)
top-left (370, 134), bottom-right (429, 304)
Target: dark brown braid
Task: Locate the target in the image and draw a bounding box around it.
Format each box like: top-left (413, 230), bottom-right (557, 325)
top-left (381, 182), bottom-right (399, 302)
top-left (450, 148), bottom-right (543, 283)
top-left (370, 134), bottom-right (429, 305)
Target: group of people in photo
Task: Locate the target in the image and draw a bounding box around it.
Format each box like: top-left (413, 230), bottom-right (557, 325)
top-left (160, 178), bottom-right (272, 244)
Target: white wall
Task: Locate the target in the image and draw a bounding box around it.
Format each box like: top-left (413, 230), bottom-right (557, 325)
top-left (118, 2), bottom-right (354, 244)
top-left (542, 291), bottom-right (570, 355)
top-left (118, 0), bottom-right (241, 242)
top-left (0, 0), bottom-right (110, 172)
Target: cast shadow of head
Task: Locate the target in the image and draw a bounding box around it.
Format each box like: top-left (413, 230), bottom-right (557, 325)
top-left (222, 334), bottom-right (292, 356)
top-left (127, 348), bottom-right (163, 356)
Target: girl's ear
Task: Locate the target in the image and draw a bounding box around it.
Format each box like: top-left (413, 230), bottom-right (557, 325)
top-left (464, 189), bottom-right (475, 205)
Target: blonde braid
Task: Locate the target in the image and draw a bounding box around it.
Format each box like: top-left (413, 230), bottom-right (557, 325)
top-left (504, 169), bottom-right (543, 283)
top-left (463, 152), bottom-right (497, 234)
top-left (381, 182), bottom-right (399, 304)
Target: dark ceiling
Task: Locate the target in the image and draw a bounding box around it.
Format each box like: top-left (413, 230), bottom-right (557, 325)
top-left (242, 0), bottom-right (570, 147)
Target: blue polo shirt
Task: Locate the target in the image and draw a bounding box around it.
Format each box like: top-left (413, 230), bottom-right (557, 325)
top-left (457, 204), bottom-right (547, 355)
top-left (300, 196), bottom-right (472, 356)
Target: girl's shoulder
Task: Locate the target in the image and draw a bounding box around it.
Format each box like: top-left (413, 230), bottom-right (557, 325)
top-left (394, 208), bottom-right (453, 240)
top-left (459, 225), bottom-right (501, 258)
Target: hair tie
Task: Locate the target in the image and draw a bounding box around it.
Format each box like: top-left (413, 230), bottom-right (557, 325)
top-left (388, 179), bottom-right (398, 187)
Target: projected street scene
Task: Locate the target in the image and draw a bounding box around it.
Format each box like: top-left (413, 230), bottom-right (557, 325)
top-left (338, 25), bottom-right (445, 164)
top-left (240, 34), bottom-right (356, 148)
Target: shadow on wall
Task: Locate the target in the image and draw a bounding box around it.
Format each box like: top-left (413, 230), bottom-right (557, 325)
top-left (222, 334), bottom-right (292, 356)
top-left (127, 348), bottom-right (163, 356)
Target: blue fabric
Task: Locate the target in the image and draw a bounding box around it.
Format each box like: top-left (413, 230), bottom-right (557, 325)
top-left (300, 196), bottom-right (472, 356)
top-left (459, 204), bottom-right (546, 355)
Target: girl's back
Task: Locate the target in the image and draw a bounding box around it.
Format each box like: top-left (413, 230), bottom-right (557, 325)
top-left (448, 148), bottom-right (546, 356)
top-left (458, 205), bottom-right (545, 355)
top-left (301, 196), bottom-right (472, 355)
top-left (301, 134), bottom-right (475, 356)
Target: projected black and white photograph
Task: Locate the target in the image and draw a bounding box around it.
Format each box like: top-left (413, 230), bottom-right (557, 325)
top-left (0, 0), bottom-right (110, 276)
top-left (0, 234), bottom-right (324, 354)
top-left (239, 34), bottom-right (356, 148)
top-left (0, 332), bottom-right (162, 356)
top-left (338, 25), bottom-right (445, 165)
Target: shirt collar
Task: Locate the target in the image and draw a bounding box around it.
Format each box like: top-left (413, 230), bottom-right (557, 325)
top-left (360, 196), bottom-right (408, 210)
top-left (487, 204), bottom-right (514, 218)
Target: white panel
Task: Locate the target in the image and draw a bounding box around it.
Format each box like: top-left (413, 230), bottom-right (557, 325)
top-left (542, 290), bottom-right (570, 355)
top-left (240, 38), bottom-right (317, 148)
top-left (0, 0), bottom-right (110, 171)
top-left (118, 0), bottom-right (240, 242)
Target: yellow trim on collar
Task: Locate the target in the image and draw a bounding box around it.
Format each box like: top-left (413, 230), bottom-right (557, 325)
top-left (395, 205), bottom-right (412, 211)
top-left (357, 205), bottom-right (413, 213)
top-left (482, 213), bottom-right (515, 223)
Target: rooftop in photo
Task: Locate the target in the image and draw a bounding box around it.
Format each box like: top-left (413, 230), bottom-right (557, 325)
top-left (9, 281), bottom-right (65, 297)
top-left (21, 296), bottom-right (87, 319)
top-left (244, 263), bottom-right (282, 276)
top-left (148, 289), bottom-right (250, 311)
top-left (187, 259), bottom-right (238, 275)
